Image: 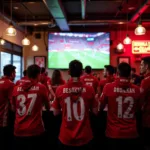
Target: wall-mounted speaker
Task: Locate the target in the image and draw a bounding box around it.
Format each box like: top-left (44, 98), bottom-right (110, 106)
top-left (35, 33), bottom-right (41, 39)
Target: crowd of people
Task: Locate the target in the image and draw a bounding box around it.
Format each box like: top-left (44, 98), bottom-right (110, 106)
top-left (0, 56), bottom-right (150, 150)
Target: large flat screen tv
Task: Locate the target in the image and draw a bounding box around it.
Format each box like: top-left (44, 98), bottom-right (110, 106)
top-left (48, 32), bottom-right (110, 69)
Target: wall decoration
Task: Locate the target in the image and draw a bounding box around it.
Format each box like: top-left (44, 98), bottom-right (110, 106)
top-left (34, 56), bottom-right (46, 68)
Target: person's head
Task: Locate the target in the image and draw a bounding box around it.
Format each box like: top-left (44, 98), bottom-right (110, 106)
top-left (117, 62), bottom-right (131, 78)
top-left (52, 69), bottom-right (62, 85)
top-left (140, 56), bottom-right (150, 75)
top-left (69, 60), bottom-right (83, 77)
top-left (85, 65), bottom-right (92, 74)
top-left (45, 71), bottom-right (48, 76)
top-left (40, 67), bottom-right (46, 74)
top-left (3, 64), bottom-right (16, 81)
top-left (131, 68), bottom-right (136, 76)
top-left (27, 64), bottom-right (41, 80)
top-left (23, 70), bottom-right (27, 77)
top-left (103, 65), bottom-right (114, 77)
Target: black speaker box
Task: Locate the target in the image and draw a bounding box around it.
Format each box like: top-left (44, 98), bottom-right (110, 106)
top-left (35, 33), bottom-right (41, 39)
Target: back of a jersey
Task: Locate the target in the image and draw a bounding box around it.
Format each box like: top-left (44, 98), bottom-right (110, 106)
top-left (0, 77), bottom-right (14, 127)
top-left (53, 81), bottom-right (97, 146)
top-left (80, 74), bottom-right (98, 92)
top-left (101, 78), bottom-right (140, 138)
top-left (12, 82), bottom-right (47, 137)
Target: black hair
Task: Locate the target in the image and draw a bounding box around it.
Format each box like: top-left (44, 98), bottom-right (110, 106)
top-left (51, 69), bottom-right (62, 85)
top-left (104, 65), bottom-right (114, 75)
top-left (118, 62), bottom-right (131, 78)
top-left (85, 65), bottom-right (92, 74)
top-left (142, 56), bottom-right (150, 69)
top-left (27, 64), bottom-right (41, 79)
top-left (40, 67), bottom-right (46, 74)
top-left (3, 64), bottom-right (16, 76)
top-left (131, 68), bottom-right (136, 73)
top-left (23, 70), bottom-right (27, 76)
top-left (69, 60), bottom-right (83, 77)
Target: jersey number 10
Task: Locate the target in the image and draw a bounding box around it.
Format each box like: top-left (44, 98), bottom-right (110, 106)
top-left (65, 97), bottom-right (85, 121)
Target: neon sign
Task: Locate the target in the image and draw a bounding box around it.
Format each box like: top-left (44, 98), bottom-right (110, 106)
top-left (132, 41), bottom-right (150, 54)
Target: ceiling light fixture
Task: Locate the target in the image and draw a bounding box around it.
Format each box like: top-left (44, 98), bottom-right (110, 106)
top-left (6, 23), bottom-right (17, 36)
top-left (22, 37), bottom-right (30, 46)
top-left (32, 44), bottom-right (39, 51)
top-left (123, 34), bottom-right (131, 44)
top-left (6, 0), bottom-right (17, 36)
top-left (135, 24), bottom-right (146, 35)
top-left (117, 42), bottom-right (124, 50)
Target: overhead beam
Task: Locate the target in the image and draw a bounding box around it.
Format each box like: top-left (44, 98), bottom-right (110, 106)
top-left (81, 0), bottom-right (86, 19)
top-left (43, 0), bottom-right (70, 31)
top-left (130, 0), bottom-right (150, 22)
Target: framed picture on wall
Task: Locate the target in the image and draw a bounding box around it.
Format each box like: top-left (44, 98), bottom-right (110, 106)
top-left (34, 56), bottom-right (46, 68)
top-left (117, 56), bottom-right (130, 65)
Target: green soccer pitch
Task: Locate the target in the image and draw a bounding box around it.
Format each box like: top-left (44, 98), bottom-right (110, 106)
top-left (48, 50), bottom-right (109, 69)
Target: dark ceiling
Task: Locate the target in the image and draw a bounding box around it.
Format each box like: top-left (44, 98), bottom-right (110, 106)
top-left (0, 0), bottom-right (150, 32)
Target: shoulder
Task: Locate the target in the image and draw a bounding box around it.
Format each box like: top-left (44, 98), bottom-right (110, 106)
top-left (105, 82), bottom-right (114, 88)
top-left (6, 79), bottom-right (15, 87)
top-left (99, 79), bottom-right (107, 84)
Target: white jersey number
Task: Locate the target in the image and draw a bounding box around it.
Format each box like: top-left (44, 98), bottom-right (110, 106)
top-left (17, 94), bottom-right (37, 116)
top-left (65, 97), bottom-right (85, 121)
top-left (116, 96), bottom-right (134, 119)
top-left (86, 82), bottom-right (93, 86)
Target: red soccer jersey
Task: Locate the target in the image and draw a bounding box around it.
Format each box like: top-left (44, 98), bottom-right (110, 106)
top-left (99, 75), bottom-right (115, 92)
top-left (12, 80), bottom-right (49, 137)
top-left (0, 77), bottom-right (14, 127)
top-left (51, 79), bottom-right (66, 93)
top-left (52, 79), bottom-right (98, 146)
top-left (140, 72), bottom-right (150, 127)
top-left (100, 78), bottom-right (140, 139)
top-left (80, 74), bottom-right (99, 92)
top-left (16, 76), bottom-right (29, 86)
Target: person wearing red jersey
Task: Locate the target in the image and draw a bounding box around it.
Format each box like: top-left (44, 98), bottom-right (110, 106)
top-left (11, 64), bottom-right (50, 150)
top-left (140, 56), bottom-right (150, 149)
top-left (97, 65), bottom-right (115, 146)
top-left (99, 62), bottom-right (143, 150)
top-left (80, 65), bottom-right (99, 93)
top-left (0, 64), bottom-right (16, 150)
top-left (16, 70), bottom-right (28, 86)
top-left (52, 60), bottom-right (98, 150)
top-left (51, 69), bottom-right (66, 93)
top-left (39, 67), bottom-right (55, 101)
top-left (98, 65), bottom-right (115, 95)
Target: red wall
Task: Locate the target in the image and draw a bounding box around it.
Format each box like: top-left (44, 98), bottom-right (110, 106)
top-left (110, 30), bottom-right (150, 74)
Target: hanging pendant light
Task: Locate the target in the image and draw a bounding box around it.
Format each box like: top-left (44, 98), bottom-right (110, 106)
top-left (32, 44), bottom-right (39, 51)
top-left (6, 23), bottom-right (17, 36)
top-left (135, 24), bottom-right (146, 35)
top-left (123, 34), bottom-right (131, 44)
top-left (117, 42), bottom-right (124, 50)
top-left (22, 37), bottom-right (30, 46)
top-left (5, 0), bottom-right (17, 36)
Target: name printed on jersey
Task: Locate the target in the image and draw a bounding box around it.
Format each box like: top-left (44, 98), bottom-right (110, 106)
top-left (63, 87), bottom-right (86, 93)
top-left (17, 86), bottom-right (40, 92)
top-left (84, 78), bottom-right (94, 81)
top-left (114, 87), bottom-right (135, 93)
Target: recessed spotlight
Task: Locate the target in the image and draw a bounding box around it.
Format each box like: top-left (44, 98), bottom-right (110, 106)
top-left (13, 6), bottom-right (19, 10)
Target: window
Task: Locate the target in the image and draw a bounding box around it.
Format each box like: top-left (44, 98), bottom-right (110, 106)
top-left (0, 52), bottom-right (11, 77)
top-left (0, 40), bottom-right (22, 81)
top-left (13, 55), bottom-right (22, 82)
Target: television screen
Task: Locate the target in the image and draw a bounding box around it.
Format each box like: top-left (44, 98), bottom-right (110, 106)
top-left (48, 32), bottom-right (110, 69)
